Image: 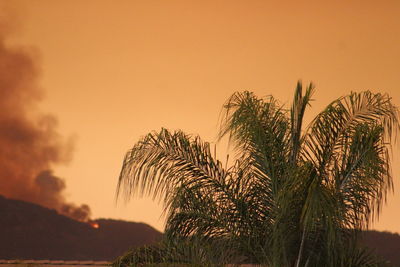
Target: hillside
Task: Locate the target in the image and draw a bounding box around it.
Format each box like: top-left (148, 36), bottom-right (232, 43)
top-left (362, 230), bottom-right (400, 267)
top-left (1, 195), bottom-right (399, 265)
top-left (0, 195), bottom-right (162, 260)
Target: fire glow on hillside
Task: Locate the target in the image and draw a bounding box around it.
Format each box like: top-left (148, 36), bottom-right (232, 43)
top-left (89, 222), bottom-right (100, 229)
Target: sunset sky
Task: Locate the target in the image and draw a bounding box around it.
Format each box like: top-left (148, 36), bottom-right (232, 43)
top-left (2, 1), bottom-right (400, 233)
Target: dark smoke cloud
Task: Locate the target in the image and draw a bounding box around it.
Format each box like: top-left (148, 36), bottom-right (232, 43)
top-left (0, 23), bottom-right (91, 222)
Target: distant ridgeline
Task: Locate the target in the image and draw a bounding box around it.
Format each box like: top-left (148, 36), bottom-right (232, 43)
top-left (0, 194), bottom-right (399, 265)
top-left (0, 195), bottom-right (162, 261)
top-left (361, 230), bottom-right (400, 267)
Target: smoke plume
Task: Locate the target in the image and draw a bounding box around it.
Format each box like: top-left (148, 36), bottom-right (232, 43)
top-left (0, 25), bottom-right (91, 222)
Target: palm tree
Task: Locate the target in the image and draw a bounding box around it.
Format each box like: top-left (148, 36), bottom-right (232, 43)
top-left (116, 82), bottom-right (398, 267)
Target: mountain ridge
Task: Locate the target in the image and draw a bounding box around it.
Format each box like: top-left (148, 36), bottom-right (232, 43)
top-left (1, 194), bottom-right (399, 265)
top-left (0, 195), bottom-right (162, 261)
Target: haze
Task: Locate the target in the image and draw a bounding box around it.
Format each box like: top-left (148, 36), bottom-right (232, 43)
top-left (2, 1), bottom-right (400, 233)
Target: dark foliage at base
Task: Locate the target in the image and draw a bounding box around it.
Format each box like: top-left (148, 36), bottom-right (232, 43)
top-left (113, 235), bottom-right (395, 267)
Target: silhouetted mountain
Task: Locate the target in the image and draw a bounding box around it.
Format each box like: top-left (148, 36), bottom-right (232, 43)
top-left (362, 230), bottom-right (400, 267)
top-left (0, 195), bottom-right (162, 260)
top-left (1, 195), bottom-right (399, 265)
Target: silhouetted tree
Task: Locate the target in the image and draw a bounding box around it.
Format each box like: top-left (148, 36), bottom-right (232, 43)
top-left (117, 82), bottom-right (398, 266)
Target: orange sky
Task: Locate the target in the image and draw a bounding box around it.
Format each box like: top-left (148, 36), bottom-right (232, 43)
top-left (2, 0), bottom-right (400, 232)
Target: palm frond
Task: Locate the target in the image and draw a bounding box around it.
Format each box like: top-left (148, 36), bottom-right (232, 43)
top-left (302, 91), bottom-right (399, 229)
top-left (218, 91), bottom-right (291, 181)
top-left (290, 81), bottom-right (314, 164)
top-left (117, 128), bottom-right (228, 208)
